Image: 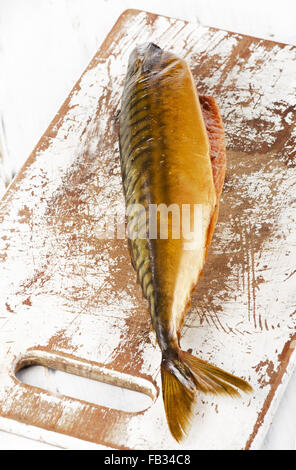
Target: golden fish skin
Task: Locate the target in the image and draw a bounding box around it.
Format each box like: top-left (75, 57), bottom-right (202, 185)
top-left (119, 43), bottom-right (252, 442)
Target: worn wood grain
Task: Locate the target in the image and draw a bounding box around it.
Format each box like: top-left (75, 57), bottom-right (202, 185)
top-left (0, 9), bottom-right (296, 449)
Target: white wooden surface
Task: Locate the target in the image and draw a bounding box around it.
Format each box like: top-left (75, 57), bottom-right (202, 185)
top-left (1, 0), bottom-right (296, 450)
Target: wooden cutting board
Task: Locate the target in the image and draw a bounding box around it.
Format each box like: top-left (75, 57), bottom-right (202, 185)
top-left (0, 9), bottom-right (296, 450)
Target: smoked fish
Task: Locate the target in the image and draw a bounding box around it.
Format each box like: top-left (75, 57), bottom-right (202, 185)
top-left (119, 43), bottom-right (252, 442)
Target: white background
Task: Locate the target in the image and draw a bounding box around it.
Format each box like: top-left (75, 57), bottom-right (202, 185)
top-left (1, 0), bottom-right (296, 449)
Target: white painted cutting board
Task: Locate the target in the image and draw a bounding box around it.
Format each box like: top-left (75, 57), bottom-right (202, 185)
top-left (0, 9), bottom-right (296, 449)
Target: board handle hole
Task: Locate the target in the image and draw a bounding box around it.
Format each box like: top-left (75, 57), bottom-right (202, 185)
top-left (15, 351), bottom-right (157, 413)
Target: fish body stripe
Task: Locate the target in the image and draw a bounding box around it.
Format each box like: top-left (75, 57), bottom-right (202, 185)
top-left (119, 67), bottom-right (162, 314)
top-left (120, 123), bottom-right (151, 153)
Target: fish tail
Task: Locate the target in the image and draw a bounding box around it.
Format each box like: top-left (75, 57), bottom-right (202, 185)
top-left (161, 348), bottom-right (252, 442)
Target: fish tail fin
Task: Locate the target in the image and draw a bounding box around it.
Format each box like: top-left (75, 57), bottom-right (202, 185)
top-left (161, 349), bottom-right (252, 442)
top-left (161, 350), bottom-right (196, 442)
